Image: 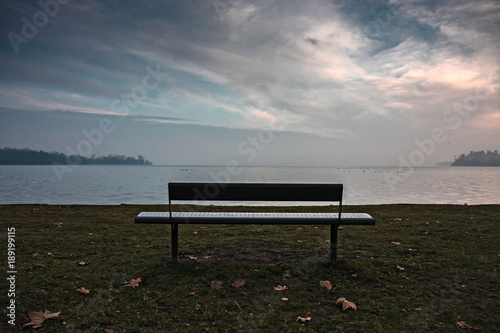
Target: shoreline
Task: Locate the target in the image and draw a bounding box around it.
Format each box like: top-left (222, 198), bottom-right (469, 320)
top-left (1, 203), bottom-right (499, 207)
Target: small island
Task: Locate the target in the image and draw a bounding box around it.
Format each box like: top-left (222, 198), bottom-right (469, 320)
top-left (451, 150), bottom-right (500, 166)
top-left (0, 147), bottom-right (152, 165)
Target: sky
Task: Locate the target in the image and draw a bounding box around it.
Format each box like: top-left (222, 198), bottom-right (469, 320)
top-left (0, 0), bottom-right (499, 166)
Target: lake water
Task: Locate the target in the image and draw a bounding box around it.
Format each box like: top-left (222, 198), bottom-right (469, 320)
top-left (0, 165), bottom-right (499, 205)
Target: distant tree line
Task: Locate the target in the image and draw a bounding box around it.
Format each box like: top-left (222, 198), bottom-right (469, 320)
top-left (451, 150), bottom-right (500, 166)
top-left (0, 148), bottom-right (152, 165)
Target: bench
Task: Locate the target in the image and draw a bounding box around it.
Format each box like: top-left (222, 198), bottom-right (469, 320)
top-left (135, 182), bottom-right (375, 262)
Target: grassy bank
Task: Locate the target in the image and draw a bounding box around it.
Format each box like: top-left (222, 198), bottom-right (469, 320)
top-left (1, 204), bottom-right (499, 332)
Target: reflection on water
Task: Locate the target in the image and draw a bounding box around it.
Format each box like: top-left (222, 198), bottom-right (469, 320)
top-left (0, 165), bottom-right (499, 205)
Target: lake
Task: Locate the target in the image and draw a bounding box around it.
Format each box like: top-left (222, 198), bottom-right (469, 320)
top-left (1, 165), bottom-right (499, 205)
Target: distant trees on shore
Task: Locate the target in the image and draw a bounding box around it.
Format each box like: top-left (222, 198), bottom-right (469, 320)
top-left (0, 148), bottom-right (152, 165)
top-left (451, 150), bottom-right (500, 166)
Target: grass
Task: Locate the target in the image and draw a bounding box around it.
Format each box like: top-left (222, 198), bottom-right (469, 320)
top-left (0, 204), bottom-right (499, 332)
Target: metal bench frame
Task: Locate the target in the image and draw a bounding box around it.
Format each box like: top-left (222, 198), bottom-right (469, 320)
top-left (135, 182), bottom-right (375, 262)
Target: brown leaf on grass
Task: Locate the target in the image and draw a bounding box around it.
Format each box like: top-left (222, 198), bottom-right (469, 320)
top-left (336, 298), bottom-right (357, 311)
top-left (397, 265), bottom-right (406, 271)
top-left (391, 241), bottom-right (401, 245)
top-left (132, 245), bottom-right (140, 248)
top-left (210, 280), bottom-right (223, 290)
top-left (104, 329), bottom-right (114, 333)
top-left (274, 285), bottom-right (288, 291)
top-left (32, 252), bottom-right (39, 257)
top-left (78, 261), bottom-right (89, 266)
top-left (186, 291), bottom-right (196, 296)
top-left (188, 256), bottom-right (198, 261)
top-left (231, 279), bottom-right (246, 288)
top-left (344, 301), bottom-right (357, 311)
top-left (76, 287), bottom-right (90, 294)
top-left (281, 298), bottom-right (289, 302)
top-left (23, 310), bottom-right (61, 328)
top-left (319, 280), bottom-right (334, 291)
top-left (296, 316), bottom-right (312, 323)
top-left (456, 322), bottom-right (479, 330)
top-left (54, 222), bottom-right (63, 227)
top-left (125, 278), bottom-right (142, 288)
top-left (283, 270), bottom-right (292, 279)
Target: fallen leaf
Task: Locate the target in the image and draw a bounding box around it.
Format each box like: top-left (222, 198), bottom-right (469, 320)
top-left (391, 241), bottom-right (401, 245)
top-left (281, 298), bottom-right (289, 302)
top-left (104, 329), bottom-right (114, 333)
top-left (47, 253), bottom-right (54, 257)
top-left (283, 271), bottom-right (292, 278)
top-left (397, 265), bottom-right (405, 271)
top-left (231, 279), bottom-right (246, 288)
top-left (32, 253), bottom-right (39, 257)
top-left (210, 280), bottom-right (223, 290)
top-left (296, 316), bottom-right (312, 323)
top-left (132, 245), bottom-right (140, 248)
top-left (319, 280), bottom-right (334, 291)
top-left (188, 256), bottom-right (198, 261)
top-left (78, 261), bottom-right (89, 266)
top-left (23, 310), bottom-right (61, 328)
top-left (343, 301), bottom-right (357, 311)
top-left (76, 287), bottom-right (90, 294)
top-left (408, 248), bottom-right (417, 252)
top-left (297, 240), bottom-right (302, 243)
top-left (193, 231), bottom-right (198, 235)
top-left (336, 297), bottom-right (357, 311)
top-left (54, 222), bottom-right (63, 227)
top-left (125, 278), bottom-right (142, 288)
top-left (186, 291), bottom-right (196, 296)
top-left (394, 218), bottom-right (402, 221)
top-left (274, 285), bottom-right (288, 291)
top-left (456, 321), bottom-right (479, 330)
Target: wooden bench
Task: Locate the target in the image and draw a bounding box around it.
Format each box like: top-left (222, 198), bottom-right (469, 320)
top-left (135, 182), bottom-right (375, 262)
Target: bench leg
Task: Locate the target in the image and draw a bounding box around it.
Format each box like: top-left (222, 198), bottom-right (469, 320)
top-left (171, 224), bottom-right (179, 263)
top-left (330, 225), bottom-right (338, 262)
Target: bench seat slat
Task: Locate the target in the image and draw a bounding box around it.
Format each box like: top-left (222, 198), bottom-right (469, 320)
top-left (135, 212), bottom-right (375, 225)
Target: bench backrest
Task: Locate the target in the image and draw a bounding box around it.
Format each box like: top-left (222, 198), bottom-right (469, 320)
top-left (168, 182), bottom-right (343, 214)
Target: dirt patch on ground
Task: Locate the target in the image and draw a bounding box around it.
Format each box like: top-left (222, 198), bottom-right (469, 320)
top-left (171, 244), bottom-right (330, 263)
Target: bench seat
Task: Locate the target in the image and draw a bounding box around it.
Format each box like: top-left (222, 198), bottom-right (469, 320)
top-left (136, 212), bottom-right (375, 225)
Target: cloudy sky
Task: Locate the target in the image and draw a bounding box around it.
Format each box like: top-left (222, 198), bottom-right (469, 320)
top-left (1, 0), bottom-right (499, 166)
